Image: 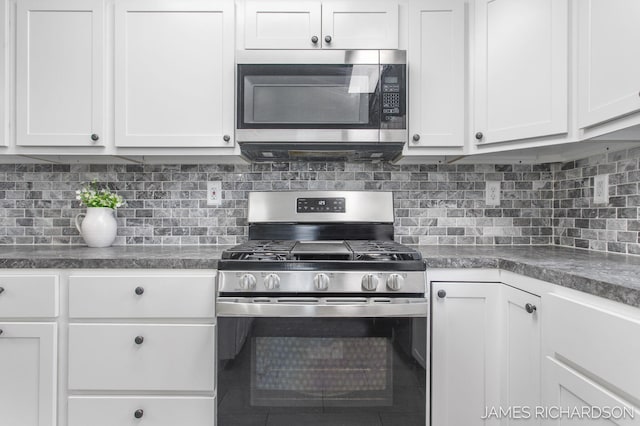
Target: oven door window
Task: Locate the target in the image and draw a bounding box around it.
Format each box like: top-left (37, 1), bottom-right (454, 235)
top-left (217, 317), bottom-right (427, 426)
top-left (238, 65), bottom-right (381, 129)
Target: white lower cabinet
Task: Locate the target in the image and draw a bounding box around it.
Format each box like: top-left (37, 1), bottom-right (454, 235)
top-left (543, 357), bottom-right (640, 426)
top-left (68, 396), bottom-right (215, 426)
top-left (542, 291), bottom-right (640, 424)
top-left (67, 272), bottom-right (217, 425)
top-left (431, 282), bottom-right (502, 426)
top-left (431, 281), bottom-right (542, 426)
top-left (0, 322), bottom-right (57, 426)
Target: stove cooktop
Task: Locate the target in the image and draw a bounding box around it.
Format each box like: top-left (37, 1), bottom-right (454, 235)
top-left (221, 240), bottom-right (423, 262)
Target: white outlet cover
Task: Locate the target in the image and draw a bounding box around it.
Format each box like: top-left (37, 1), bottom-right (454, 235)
top-left (486, 181), bottom-right (501, 206)
top-left (207, 181), bottom-right (222, 206)
top-left (594, 174), bottom-right (609, 204)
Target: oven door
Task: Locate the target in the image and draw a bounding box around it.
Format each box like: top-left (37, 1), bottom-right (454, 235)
top-left (216, 298), bottom-right (428, 426)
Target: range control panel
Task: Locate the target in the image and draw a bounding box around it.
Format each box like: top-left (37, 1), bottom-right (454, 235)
top-left (297, 197), bottom-right (346, 213)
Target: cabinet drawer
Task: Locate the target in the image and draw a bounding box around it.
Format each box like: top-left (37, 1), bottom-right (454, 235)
top-left (0, 275), bottom-right (58, 318)
top-left (68, 396), bottom-right (215, 426)
top-left (68, 274), bottom-right (215, 318)
top-left (68, 324), bottom-right (215, 391)
top-left (545, 293), bottom-right (640, 400)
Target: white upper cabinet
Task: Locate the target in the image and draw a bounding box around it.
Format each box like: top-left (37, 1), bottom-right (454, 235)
top-left (473, 0), bottom-right (568, 145)
top-left (16, 0), bottom-right (105, 147)
top-left (245, 1), bottom-right (322, 49)
top-left (578, 0), bottom-right (640, 129)
top-left (244, 0), bottom-right (398, 50)
top-left (321, 1), bottom-right (398, 50)
top-left (407, 0), bottom-right (465, 149)
top-left (115, 0), bottom-right (234, 148)
top-left (0, 0), bottom-right (6, 147)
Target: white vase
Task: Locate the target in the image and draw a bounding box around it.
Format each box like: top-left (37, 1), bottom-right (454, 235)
top-left (75, 207), bottom-right (118, 248)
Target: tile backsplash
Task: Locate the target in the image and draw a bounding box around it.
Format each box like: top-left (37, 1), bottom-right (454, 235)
top-left (0, 146), bottom-right (638, 255)
top-left (554, 146), bottom-right (640, 255)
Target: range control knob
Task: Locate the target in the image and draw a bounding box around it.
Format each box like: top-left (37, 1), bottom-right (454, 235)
top-left (313, 273), bottom-right (330, 291)
top-left (264, 273), bottom-right (281, 290)
top-left (386, 274), bottom-right (404, 291)
top-left (361, 274), bottom-right (379, 291)
top-left (239, 274), bottom-right (257, 290)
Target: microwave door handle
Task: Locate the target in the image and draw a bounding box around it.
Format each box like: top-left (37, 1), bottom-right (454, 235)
top-left (216, 298), bottom-right (428, 318)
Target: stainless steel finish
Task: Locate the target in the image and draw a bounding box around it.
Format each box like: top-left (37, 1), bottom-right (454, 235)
top-left (263, 273), bottom-right (280, 290)
top-left (361, 273), bottom-right (379, 291)
top-left (217, 297), bottom-right (429, 317)
top-left (236, 129), bottom-right (381, 143)
top-left (292, 241), bottom-right (350, 255)
top-left (379, 129), bottom-right (408, 143)
top-left (380, 50), bottom-right (407, 65)
top-left (248, 191), bottom-right (394, 223)
top-left (313, 273), bottom-right (330, 291)
top-left (386, 274), bottom-right (404, 291)
top-left (239, 273), bottom-right (257, 290)
top-left (236, 50), bottom-right (379, 65)
top-left (219, 270), bottom-right (426, 294)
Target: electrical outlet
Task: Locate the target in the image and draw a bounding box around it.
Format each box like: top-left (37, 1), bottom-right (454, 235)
top-left (486, 181), bottom-right (501, 206)
top-left (207, 181), bottom-right (222, 206)
top-left (594, 174), bottom-right (609, 204)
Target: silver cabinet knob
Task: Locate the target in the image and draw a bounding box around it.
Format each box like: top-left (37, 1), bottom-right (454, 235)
top-left (437, 289), bottom-right (446, 298)
top-left (239, 274), bottom-right (257, 290)
top-left (412, 134), bottom-right (420, 142)
top-left (223, 134), bottom-right (231, 143)
top-left (311, 36), bottom-right (319, 44)
top-left (361, 274), bottom-right (379, 291)
top-left (475, 132), bottom-right (484, 140)
top-left (386, 274), bottom-right (404, 291)
top-left (91, 134), bottom-right (99, 142)
top-left (325, 35), bottom-right (332, 43)
top-left (525, 303), bottom-right (537, 314)
top-left (313, 273), bottom-right (330, 291)
top-left (264, 273), bottom-right (280, 290)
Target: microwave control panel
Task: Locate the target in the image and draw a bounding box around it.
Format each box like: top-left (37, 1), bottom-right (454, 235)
top-left (380, 64), bottom-right (406, 129)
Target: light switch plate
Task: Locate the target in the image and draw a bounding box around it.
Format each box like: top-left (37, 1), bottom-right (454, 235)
top-left (486, 181), bottom-right (501, 206)
top-left (207, 181), bottom-right (222, 206)
top-left (594, 174), bottom-right (609, 204)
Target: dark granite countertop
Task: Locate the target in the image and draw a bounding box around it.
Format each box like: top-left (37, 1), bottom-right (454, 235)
top-left (0, 245), bottom-right (638, 307)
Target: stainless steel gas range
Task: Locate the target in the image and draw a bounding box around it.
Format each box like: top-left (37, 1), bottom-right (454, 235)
top-left (216, 191), bottom-right (428, 426)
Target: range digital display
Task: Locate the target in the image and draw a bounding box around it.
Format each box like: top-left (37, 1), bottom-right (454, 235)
top-left (297, 197), bottom-right (346, 213)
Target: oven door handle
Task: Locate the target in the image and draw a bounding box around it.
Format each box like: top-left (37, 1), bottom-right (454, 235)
top-left (216, 297), bottom-right (428, 318)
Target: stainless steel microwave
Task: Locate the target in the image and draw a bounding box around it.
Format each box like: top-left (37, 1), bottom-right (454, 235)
top-left (236, 50), bottom-right (406, 162)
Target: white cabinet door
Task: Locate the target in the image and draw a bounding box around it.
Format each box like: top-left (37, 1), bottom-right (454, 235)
top-left (407, 0), bottom-right (465, 149)
top-left (0, 0), bottom-right (6, 147)
top-left (0, 323), bottom-right (57, 426)
top-left (578, 0), bottom-right (640, 128)
top-left (68, 396), bottom-right (215, 426)
top-left (474, 0), bottom-right (568, 144)
top-left (543, 357), bottom-right (640, 425)
top-left (431, 282), bottom-right (501, 426)
top-left (321, 1), bottom-right (398, 49)
top-left (502, 285), bottom-right (541, 426)
top-left (115, 0), bottom-right (234, 148)
top-left (16, 0), bottom-right (104, 147)
top-left (245, 1), bottom-right (322, 49)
